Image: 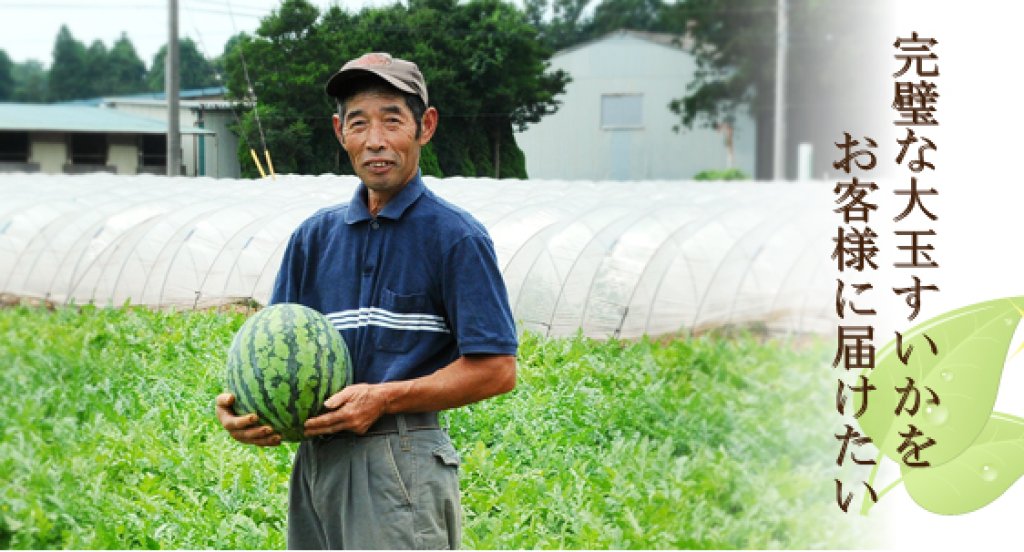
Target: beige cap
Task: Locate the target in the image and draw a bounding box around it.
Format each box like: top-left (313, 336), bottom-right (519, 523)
top-left (325, 52), bottom-right (429, 106)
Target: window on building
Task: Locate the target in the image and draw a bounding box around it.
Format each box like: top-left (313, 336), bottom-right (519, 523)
top-left (140, 135), bottom-right (167, 168)
top-left (601, 93), bottom-right (643, 129)
top-left (0, 132), bottom-right (30, 162)
top-left (69, 133), bottom-right (108, 165)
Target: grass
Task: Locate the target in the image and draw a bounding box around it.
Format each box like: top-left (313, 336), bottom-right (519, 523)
top-left (0, 305), bottom-right (873, 549)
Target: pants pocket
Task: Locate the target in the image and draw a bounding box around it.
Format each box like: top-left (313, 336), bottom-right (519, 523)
top-left (382, 434), bottom-right (415, 506)
top-left (432, 442), bottom-right (461, 470)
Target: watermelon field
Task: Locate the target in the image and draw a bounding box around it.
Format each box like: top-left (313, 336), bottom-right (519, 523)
top-left (0, 305), bottom-right (873, 549)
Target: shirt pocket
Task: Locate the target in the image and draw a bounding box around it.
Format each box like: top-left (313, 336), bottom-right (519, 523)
top-left (374, 288), bottom-right (431, 353)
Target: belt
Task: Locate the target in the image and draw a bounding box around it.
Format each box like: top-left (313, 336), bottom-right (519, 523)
top-left (364, 412), bottom-right (440, 435)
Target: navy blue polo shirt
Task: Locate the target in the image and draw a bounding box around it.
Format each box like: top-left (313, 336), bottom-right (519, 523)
top-left (269, 173), bottom-right (518, 384)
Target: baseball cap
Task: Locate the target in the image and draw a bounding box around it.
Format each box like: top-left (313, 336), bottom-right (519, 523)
top-left (324, 52), bottom-right (429, 106)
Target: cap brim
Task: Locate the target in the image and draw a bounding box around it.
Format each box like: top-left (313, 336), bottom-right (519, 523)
top-left (324, 67), bottom-right (418, 99)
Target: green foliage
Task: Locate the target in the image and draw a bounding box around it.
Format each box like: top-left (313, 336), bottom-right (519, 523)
top-left (235, 102), bottom-right (317, 178)
top-left (663, 0), bottom-right (873, 142)
top-left (525, 0), bottom-right (670, 53)
top-left (0, 49), bottom-right (13, 101)
top-left (224, 0), bottom-right (567, 178)
top-left (452, 331), bottom-right (870, 548)
top-left (661, 0), bottom-right (776, 130)
top-left (0, 305), bottom-right (290, 548)
top-left (9, 60), bottom-right (48, 103)
top-left (498, 124), bottom-right (527, 178)
top-left (147, 38), bottom-right (220, 92)
top-left (48, 25), bottom-right (90, 101)
top-left (419, 142), bottom-right (444, 177)
top-left (524, 0), bottom-right (592, 51)
top-left (104, 34), bottom-right (148, 95)
top-left (693, 168), bottom-right (750, 181)
top-left (0, 306), bottom-right (869, 548)
top-left (45, 26), bottom-right (151, 100)
top-left (590, 0), bottom-right (667, 36)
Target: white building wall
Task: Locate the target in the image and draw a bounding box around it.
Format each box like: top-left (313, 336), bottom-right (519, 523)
top-left (109, 103), bottom-right (197, 176)
top-left (28, 132), bottom-right (66, 174)
top-left (516, 33), bottom-right (756, 181)
top-left (105, 101), bottom-right (239, 178)
top-left (199, 111), bottom-right (241, 179)
top-left (106, 135), bottom-right (139, 175)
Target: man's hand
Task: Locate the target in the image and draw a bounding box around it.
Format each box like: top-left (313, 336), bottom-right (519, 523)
top-left (215, 393), bottom-right (282, 447)
top-left (303, 354), bottom-right (515, 438)
top-left (304, 384), bottom-right (388, 437)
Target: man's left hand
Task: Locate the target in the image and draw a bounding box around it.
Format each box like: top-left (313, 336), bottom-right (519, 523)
top-left (304, 383), bottom-right (389, 437)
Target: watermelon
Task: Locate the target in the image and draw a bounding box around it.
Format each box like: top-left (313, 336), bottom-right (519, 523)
top-left (224, 303), bottom-right (352, 441)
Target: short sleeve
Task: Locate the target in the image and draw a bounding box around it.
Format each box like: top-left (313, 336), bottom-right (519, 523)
top-left (442, 234), bottom-right (518, 356)
top-left (269, 228), bottom-right (306, 306)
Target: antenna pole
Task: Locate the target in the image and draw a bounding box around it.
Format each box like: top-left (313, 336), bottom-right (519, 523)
top-left (772, 0), bottom-right (788, 180)
top-left (167, 0), bottom-right (181, 176)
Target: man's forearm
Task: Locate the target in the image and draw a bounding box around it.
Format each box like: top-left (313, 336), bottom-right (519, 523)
top-left (379, 354), bottom-right (516, 415)
top-left (309, 353), bottom-right (516, 436)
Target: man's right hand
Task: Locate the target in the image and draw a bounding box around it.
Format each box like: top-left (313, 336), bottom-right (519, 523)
top-left (215, 393), bottom-right (282, 447)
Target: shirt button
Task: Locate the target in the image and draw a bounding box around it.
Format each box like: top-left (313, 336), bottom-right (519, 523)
top-left (371, 220), bottom-right (380, 230)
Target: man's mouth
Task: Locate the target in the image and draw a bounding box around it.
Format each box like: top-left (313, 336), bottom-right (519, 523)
top-left (364, 159), bottom-right (395, 174)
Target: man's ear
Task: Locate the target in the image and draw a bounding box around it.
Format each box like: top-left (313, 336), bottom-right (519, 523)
top-left (332, 113), bottom-right (345, 145)
top-left (418, 107), bottom-right (439, 145)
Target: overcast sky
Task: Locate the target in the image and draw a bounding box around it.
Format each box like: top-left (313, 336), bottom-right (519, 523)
top-left (0, 0), bottom-right (393, 67)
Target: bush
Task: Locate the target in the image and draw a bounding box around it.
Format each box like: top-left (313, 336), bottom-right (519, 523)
top-left (694, 168), bottom-right (750, 181)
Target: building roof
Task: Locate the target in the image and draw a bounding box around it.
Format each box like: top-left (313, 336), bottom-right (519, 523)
top-left (554, 29), bottom-right (696, 57)
top-left (65, 86), bottom-right (229, 106)
top-left (112, 86), bottom-right (228, 101)
top-left (102, 97), bottom-right (239, 112)
top-left (0, 103), bottom-right (214, 134)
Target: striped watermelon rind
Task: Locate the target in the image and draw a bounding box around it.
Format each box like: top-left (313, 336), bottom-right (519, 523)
top-left (224, 303), bottom-right (352, 441)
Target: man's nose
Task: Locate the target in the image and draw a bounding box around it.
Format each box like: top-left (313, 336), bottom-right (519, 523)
top-left (365, 121), bottom-right (386, 151)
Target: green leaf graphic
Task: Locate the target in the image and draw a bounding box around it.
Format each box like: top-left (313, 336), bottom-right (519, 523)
top-left (903, 412), bottom-right (1024, 515)
top-left (856, 297), bottom-right (1024, 468)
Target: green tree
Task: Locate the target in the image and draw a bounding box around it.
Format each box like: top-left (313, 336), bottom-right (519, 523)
top-left (11, 60), bottom-right (48, 102)
top-left (0, 49), bottom-right (13, 100)
top-left (525, 0), bottom-right (668, 52)
top-left (661, 0), bottom-right (882, 178)
top-left (590, 0), bottom-right (667, 37)
top-left (210, 33), bottom-right (246, 84)
top-left (659, 0), bottom-right (773, 132)
top-left (104, 34), bottom-right (147, 94)
top-left (85, 39), bottom-right (110, 95)
top-left (148, 37), bottom-right (220, 91)
top-left (48, 25), bottom-right (91, 100)
top-left (452, 0), bottom-right (570, 176)
top-left (222, 0), bottom-right (337, 175)
top-left (524, 0), bottom-right (593, 51)
top-left (224, 0), bottom-right (567, 178)
top-left (39, 28), bottom-right (147, 100)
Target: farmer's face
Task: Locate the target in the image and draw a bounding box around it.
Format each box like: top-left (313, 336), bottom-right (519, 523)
top-left (333, 90), bottom-right (437, 198)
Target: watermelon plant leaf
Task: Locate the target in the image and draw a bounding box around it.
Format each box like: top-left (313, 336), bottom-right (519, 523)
top-left (1011, 339), bottom-right (1024, 360)
top-left (856, 297), bottom-right (1024, 468)
top-left (902, 412), bottom-right (1024, 515)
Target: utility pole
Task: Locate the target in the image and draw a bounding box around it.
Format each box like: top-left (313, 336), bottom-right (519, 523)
top-left (772, 0), bottom-right (788, 180)
top-left (167, 0), bottom-right (181, 176)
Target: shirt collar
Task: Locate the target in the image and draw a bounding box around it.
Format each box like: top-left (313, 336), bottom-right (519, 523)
top-left (344, 171), bottom-right (426, 224)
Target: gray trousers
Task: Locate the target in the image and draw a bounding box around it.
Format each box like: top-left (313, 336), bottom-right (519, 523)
top-left (286, 416), bottom-right (462, 550)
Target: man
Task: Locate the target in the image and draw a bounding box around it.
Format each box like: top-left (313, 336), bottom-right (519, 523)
top-left (215, 52), bottom-right (518, 549)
